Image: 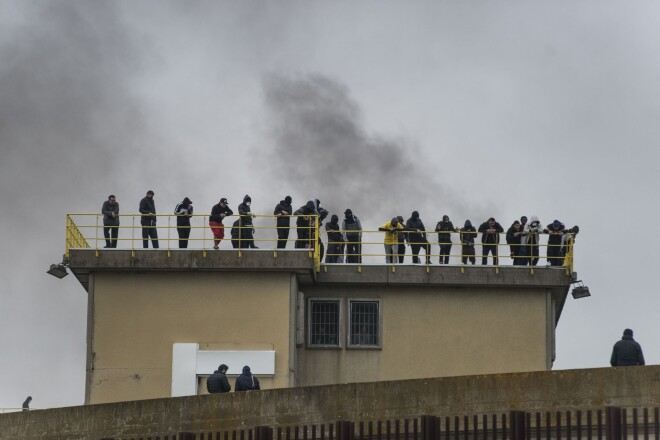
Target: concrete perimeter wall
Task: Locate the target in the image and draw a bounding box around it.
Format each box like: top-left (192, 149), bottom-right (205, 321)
top-left (2, 366), bottom-right (660, 440)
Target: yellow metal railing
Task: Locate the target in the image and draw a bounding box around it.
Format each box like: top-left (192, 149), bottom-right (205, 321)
top-left (64, 213), bottom-right (576, 272)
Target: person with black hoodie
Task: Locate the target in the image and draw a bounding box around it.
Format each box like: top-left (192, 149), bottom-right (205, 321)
top-left (478, 217), bottom-right (504, 265)
top-left (435, 215), bottom-right (456, 264)
top-left (460, 220), bottom-right (477, 264)
top-left (139, 190), bottom-right (158, 248)
top-left (405, 211), bottom-right (431, 264)
top-left (506, 220), bottom-right (524, 265)
top-left (342, 209), bottom-right (362, 263)
top-left (235, 365), bottom-right (260, 391)
top-left (546, 220), bottom-right (566, 266)
top-left (274, 196), bottom-right (293, 249)
top-left (610, 329), bottom-right (645, 366)
top-left (207, 364), bottom-right (231, 393)
top-left (325, 214), bottom-right (343, 263)
top-left (238, 195), bottom-right (257, 248)
top-left (174, 197), bottom-right (193, 248)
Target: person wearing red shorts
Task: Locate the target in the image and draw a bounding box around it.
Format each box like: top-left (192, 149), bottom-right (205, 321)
top-left (209, 198), bottom-right (233, 249)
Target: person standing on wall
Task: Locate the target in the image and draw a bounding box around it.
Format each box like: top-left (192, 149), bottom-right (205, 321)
top-left (174, 197), bottom-right (193, 248)
top-left (101, 194), bottom-right (119, 248)
top-left (379, 217), bottom-right (405, 264)
top-left (435, 215), bottom-right (456, 264)
top-left (406, 211), bottom-right (431, 265)
top-left (274, 195), bottom-right (293, 249)
top-left (139, 190), bottom-right (159, 248)
top-left (478, 217), bottom-right (503, 265)
top-left (235, 365), bottom-right (260, 391)
top-left (460, 220), bottom-right (477, 264)
top-left (207, 364), bottom-right (231, 393)
top-left (209, 198), bottom-right (233, 249)
top-left (610, 329), bottom-right (645, 366)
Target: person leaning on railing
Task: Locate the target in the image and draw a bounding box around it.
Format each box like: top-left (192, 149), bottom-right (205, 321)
top-left (545, 220), bottom-right (565, 266)
top-left (405, 211), bottom-right (431, 265)
top-left (378, 217), bottom-right (406, 264)
top-left (274, 195), bottom-right (293, 249)
top-left (435, 215), bottom-right (457, 264)
top-left (101, 194), bottom-right (119, 248)
top-left (238, 195), bottom-right (258, 249)
top-left (521, 215), bottom-right (542, 266)
top-left (478, 217), bottom-right (504, 265)
top-left (342, 209), bottom-right (362, 263)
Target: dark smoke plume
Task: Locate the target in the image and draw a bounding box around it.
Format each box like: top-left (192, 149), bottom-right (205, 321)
top-left (260, 73), bottom-right (474, 227)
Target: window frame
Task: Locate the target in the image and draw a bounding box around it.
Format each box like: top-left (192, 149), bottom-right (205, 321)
top-left (307, 298), bottom-right (342, 349)
top-left (347, 299), bottom-right (382, 349)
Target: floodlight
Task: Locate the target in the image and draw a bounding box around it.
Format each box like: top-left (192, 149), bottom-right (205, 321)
top-left (47, 263), bottom-right (68, 279)
top-left (570, 279), bottom-right (591, 299)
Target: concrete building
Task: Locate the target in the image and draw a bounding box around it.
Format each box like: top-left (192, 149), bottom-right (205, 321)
top-left (67, 247), bottom-right (573, 405)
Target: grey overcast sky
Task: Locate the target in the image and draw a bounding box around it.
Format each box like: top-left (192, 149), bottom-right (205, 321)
top-left (1, 1), bottom-right (659, 409)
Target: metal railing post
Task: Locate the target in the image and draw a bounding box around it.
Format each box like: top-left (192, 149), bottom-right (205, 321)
top-left (336, 421), bottom-right (354, 440)
top-left (606, 406), bottom-right (622, 440)
top-left (510, 410), bottom-right (527, 440)
top-left (255, 425), bottom-right (273, 440)
top-left (421, 415), bottom-right (439, 440)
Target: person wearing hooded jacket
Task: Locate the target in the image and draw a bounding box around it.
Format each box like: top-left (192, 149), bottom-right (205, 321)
top-left (274, 196), bottom-right (293, 249)
top-left (435, 215), bottom-right (456, 264)
top-left (325, 214), bottom-right (343, 263)
top-left (546, 220), bottom-right (566, 266)
top-left (293, 199), bottom-right (328, 260)
top-left (238, 195), bottom-right (257, 248)
top-left (235, 365), bottom-right (260, 391)
top-left (521, 216), bottom-right (542, 266)
top-left (610, 329), bottom-right (645, 366)
top-left (406, 211), bottom-right (431, 264)
top-left (101, 194), bottom-right (119, 248)
top-left (506, 220), bottom-right (524, 265)
top-left (342, 209), bottom-right (363, 263)
top-left (478, 218), bottom-right (504, 265)
top-left (174, 197), bottom-right (193, 248)
top-left (207, 364), bottom-right (231, 393)
top-left (460, 220), bottom-right (477, 264)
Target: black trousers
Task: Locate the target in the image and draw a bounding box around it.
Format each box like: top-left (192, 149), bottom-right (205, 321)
top-left (103, 225), bottom-right (118, 248)
top-left (398, 243), bottom-right (406, 263)
top-left (141, 219), bottom-right (159, 248)
top-left (326, 242), bottom-right (341, 263)
top-left (410, 239), bottom-right (431, 264)
top-left (462, 244), bottom-right (476, 264)
top-left (547, 240), bottom-right (563, 266)
top-left (239, 224), bottom-right (255, 248)
top-left (276, 224), bottom-right (290, 249)
top-left (345, 236), bottom-right (361, 263)
top-left (177, 226), bottom-right (190, 248)
top-left (521, 244), bottom-right (539, 266)
top-left (439, 243), bottom-right (452, 264)
top-left (482, 244), bottom-right (498, 265)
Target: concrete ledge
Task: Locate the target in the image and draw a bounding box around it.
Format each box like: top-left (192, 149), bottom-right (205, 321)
top-left (1, 366), bottom-right (659, 439)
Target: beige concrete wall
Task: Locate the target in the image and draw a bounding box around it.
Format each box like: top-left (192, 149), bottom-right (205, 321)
top-left (88, 272), bottom-right (293, 404)
top-left (3, 366), bottom-right (660, 440)
top-left (296, 285), bottom-right (550, 386)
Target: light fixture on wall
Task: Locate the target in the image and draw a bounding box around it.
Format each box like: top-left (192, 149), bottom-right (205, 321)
top-left (570, 278), bottom-right (591, 299)
top-left (47, 256), bottom-right (69, 279)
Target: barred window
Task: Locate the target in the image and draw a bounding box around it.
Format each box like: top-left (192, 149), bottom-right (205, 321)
top-left (349, 301), bottom-right (380, 347)
top-left (309, 300), bottom-right (340, 346)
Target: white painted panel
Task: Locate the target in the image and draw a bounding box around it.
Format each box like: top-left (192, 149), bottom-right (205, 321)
top-left (171, 344), bottom-right (276, 397)
top-left (197, 350), bottom-right (275, 376)
top-left (171, 343), bottom-right (199, 397)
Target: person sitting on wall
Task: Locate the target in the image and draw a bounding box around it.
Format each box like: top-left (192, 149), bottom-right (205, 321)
top-left (610, 329), bottom-right (645, 366)
top-left (207, 364), bottom-right (231, 393)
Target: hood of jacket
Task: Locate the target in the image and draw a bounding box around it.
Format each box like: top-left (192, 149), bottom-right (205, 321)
top-left (242, 365), bottom-right (252, 375)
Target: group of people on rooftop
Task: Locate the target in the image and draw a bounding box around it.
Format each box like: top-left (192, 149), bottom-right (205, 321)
top-left (101, 192), bottom-right (578, 266)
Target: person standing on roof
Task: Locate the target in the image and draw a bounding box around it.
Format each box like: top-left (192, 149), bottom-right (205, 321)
top-left (610, 329), bottom-right (645, 366)
top-left (325, 214), bottom-right (344, 263)
top-left (435, 215), bottom-right (456, 264)
top-left (406, 211), bottom-right (431, 264)
top-left (546, 220), bottom-right (566, 266)
top-left (238, 195), bottom-right (257, 248)
top-left (342, 209), bottom-right (363, 263)
top-left (506, 220), bottom-right (524, 265)
top-left (274, 195), bottom-right (293, 249)
top-left (139, 190), bottom-right (159, 248)
top-left (460, 220), bottom-right (477, 264)
top-left (174, 197), bottom-right (194, 248)
top-left (521, 216), bottom-right (542, 266)
top-left (209, 198), bottom-right (233, 249)
top-left (478, 217), bottom-right (504, 265)
top-left (379, 217), bottom-right (405, 264)
top-left (101, 194), bottom-right (120, 248)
